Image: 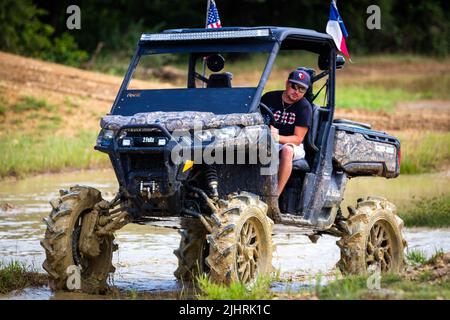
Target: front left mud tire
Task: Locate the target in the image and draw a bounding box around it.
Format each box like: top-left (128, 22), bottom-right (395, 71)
top-left (174, 217), bottom-right (209, 281)
top-left (41, 186), bottom-right (116, 294)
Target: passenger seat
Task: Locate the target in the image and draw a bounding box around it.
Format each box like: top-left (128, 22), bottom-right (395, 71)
top-left (207, 72), bottom-right (233, 88)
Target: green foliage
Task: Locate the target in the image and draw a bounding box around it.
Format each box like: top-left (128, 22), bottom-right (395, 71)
top-left (44, 33), bottom-right (88, 66)
top-left (0, 0), bottom-right (87, 66)
top-left (196, 274), bottom-right (274, 300)
top-left (82, 0), bottom-right (449, 57)
top-left (2, 0), bottom-right (448, 69)
top-left (398, 194), bottom-right (450, 228)
top-left (406, 249), bottom-right (427, 265)
top-left (0, 0), bottom-right (50, 56)
top-left (317, 275), bottom-right (369, 300)
top-left (0, 260), bottom-right (46, 294)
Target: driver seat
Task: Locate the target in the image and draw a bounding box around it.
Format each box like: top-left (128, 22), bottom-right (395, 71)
top-left (292, 104), bottom-right (321, 172)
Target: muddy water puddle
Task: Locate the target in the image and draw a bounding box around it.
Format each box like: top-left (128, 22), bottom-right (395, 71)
top-left (0, 169), bottom-right (449, 299)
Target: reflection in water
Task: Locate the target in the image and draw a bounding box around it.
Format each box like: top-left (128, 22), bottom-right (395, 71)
top-left (0, 169), bottom-right (449, 299)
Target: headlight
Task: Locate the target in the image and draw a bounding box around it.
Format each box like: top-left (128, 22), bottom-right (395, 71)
top-left (215, 126), bottom-right (240, 140)
top-left (96, 129), bottom-right (114, 146)
top-left (96, 129), bottom-right (116, 147)
top-left (194, 130), bottom-right (213, 141)
top-left (193, 126), bottom-right (241, 142)
top-left (103, 129), bottom-right (115, 140)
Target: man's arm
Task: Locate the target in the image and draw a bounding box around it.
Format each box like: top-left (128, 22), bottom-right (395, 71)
top-left (272, 126), bottom-right (308, 145)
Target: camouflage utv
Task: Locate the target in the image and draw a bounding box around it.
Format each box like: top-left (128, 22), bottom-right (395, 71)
top-left (41, 27), bottom-right (406, 293)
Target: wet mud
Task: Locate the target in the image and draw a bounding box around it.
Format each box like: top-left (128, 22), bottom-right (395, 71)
top-left (0, 169), bottom-right (449, 299)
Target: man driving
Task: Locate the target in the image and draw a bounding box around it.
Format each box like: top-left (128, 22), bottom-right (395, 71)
top-left (261, 69), bottom-right (312, 196)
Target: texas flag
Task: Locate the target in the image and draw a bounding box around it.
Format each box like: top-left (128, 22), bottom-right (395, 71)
top-left (326, 0), bottom-right (351, 60)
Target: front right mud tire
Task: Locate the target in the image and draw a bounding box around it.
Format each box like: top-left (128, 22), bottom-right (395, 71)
top-left (206, 192), bottom-right (274, 284)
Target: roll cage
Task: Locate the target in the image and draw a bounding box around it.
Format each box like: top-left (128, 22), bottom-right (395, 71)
top-left (110, 26), bottom-right (338, 177)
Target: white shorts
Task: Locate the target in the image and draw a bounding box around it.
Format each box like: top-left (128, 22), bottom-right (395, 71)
top-left (276, 143), bottom-right (305, 161)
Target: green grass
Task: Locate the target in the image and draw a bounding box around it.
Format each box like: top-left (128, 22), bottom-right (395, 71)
top-left (427, 249), bottom-right (445, 265)
top-left (36, 114), bottom-right (63, 131)
top-left (11, 96), bottom-right (57, 113)
top-left (399, 132), bottom-right (450, 174)
top-left (195, 265), bottom-right (450, 300)
top-left (0, 260), bottom-right (47, 294)
top-left (64, 96), bottom-right (80, 109)
top-left (37, 122), bottom-right (60, 131)
top-left (335, 86), bottom-right (413, 111)
top-left (381, 75), bottom-right (450, 101)
top-left (398, 193), bottom-right (450, 228)
top-left (0, 131), bottom-right (109, 178)
top-left (406, 249), bottom-right (428, 265)
top-left (317, 273), bottom-right (450, 300)
top-left (196, 274), bottom-right (274, 300)
top-left (0, 96), bottom-right (6, 116)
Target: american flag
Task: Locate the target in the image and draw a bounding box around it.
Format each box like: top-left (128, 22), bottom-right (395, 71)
top-left (207, 0), bottom-right (222, 28)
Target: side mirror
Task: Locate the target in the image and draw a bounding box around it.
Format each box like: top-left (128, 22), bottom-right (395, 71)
top-left (318, 53), bottom-right (346, 70)
top-left (206, 54), bottom-right (225, 72)
top-left (318, 53), bottom-right (329, 70)
top-left (336, 55), bottom-right (345, 69)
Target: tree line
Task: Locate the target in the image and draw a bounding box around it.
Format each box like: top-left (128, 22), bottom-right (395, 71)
top-left (0, 0), bottom-right (448, 67)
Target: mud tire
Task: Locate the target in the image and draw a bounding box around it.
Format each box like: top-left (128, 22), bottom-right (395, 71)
top-left (337, 197), bottom-right (407, 275)
top-left (174, 217), bottom-right (209, 281)
top-left (206, 192), bottom-right (273, 284)
top-left (41, 186), bottom-right (116, 294)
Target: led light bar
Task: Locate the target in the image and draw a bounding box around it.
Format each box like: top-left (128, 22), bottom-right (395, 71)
top-left (140, 29), bottom-right (270, 42)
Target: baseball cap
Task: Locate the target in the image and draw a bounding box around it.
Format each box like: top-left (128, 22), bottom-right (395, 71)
top-left (288, 70), bottom-right (310, 89)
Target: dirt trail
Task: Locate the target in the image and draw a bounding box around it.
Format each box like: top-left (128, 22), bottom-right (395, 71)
top-left (0, 51), bottom-right (170, 103)
top-left (0, 51), bottom-right (449, 133)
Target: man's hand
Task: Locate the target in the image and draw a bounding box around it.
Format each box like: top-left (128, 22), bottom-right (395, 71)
top-left (270, 125), bottom-right (279, 141)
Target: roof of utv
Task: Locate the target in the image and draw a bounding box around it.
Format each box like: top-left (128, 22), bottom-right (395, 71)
top-left (139, 26), bottom-right (334, 44)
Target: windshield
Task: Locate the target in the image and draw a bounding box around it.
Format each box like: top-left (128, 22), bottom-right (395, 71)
top-left (112, 41), bottom-right (275, 116)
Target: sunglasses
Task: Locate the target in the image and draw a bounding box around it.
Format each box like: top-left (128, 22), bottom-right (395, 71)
top-left (289, 82), bottom-right (307, 93)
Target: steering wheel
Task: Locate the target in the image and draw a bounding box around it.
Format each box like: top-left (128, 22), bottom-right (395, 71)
top-left (259, 102), bottom-right (275, 126)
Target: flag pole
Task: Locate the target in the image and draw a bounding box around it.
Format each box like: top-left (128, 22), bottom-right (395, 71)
top-left (202, 0), bottom-right (211, 88)
top-left (205, 0), bottom-right (211, 27)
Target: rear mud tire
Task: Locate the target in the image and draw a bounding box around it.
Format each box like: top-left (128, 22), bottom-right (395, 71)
top-left (337, 197), bottom-right (407, 275)
top-left (174, 217), bottom-right (209, 281)
top-left (206, 192), bottom-right (273, 284)
top-left (41, 186), bottom-right (116, 294)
